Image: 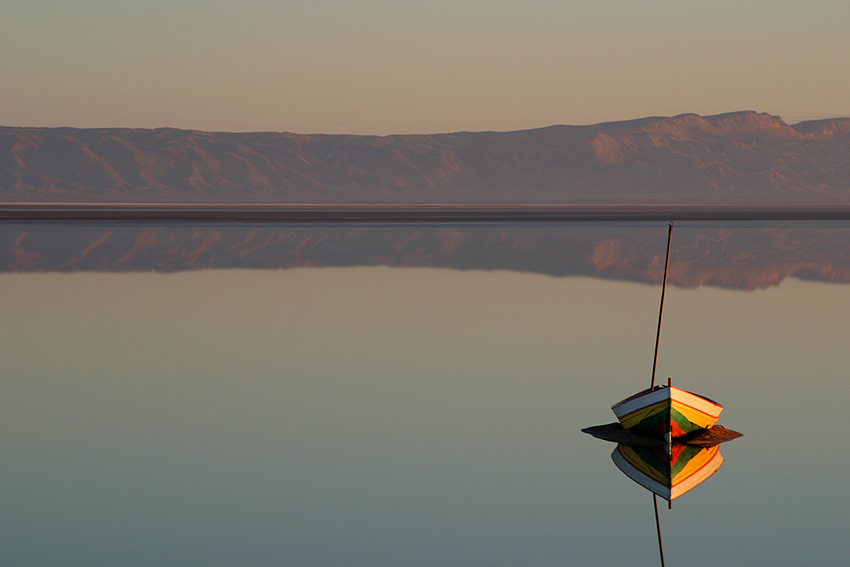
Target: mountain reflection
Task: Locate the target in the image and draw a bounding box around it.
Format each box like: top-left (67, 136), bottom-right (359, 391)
top-left (4, 222), bottom-right (850, 289)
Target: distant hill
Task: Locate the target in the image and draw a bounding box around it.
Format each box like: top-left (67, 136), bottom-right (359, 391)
top-left (2, 111), bottom-right (849, 203)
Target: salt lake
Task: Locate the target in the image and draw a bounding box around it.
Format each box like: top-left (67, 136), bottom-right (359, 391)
top-left (2, 220), bottom-right (849, 566)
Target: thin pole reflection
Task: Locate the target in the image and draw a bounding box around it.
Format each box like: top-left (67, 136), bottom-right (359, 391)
top-left (653, 494), bottom-right (665, 567)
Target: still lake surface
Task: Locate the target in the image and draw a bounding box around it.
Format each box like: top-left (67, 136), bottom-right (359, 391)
top-left (2, 220), bottom-right (850, 566)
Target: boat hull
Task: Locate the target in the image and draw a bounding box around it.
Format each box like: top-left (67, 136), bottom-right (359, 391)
top-left (611, 386), bottom-right (723, 438)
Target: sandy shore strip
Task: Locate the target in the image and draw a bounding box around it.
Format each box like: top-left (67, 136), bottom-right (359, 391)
top-left (2, 203), bottom-right (850, 222)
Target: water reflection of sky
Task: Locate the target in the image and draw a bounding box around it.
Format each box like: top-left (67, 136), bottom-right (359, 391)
top-left (2, 223), bottom-right (850, 566)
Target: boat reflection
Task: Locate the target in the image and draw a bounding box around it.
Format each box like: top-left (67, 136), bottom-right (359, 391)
top-left (583, 424), bottom-right (740, 566)
top-left (583, 420), bottom-right (741, 502)
top-left (612, 442), bottom-right (724, 502)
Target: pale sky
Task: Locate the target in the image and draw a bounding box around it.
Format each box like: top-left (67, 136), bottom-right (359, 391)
top-left (2, 0), bottom-right (848, 134)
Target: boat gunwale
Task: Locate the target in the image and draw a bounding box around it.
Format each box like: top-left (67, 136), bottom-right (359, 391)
top-left (613, 385), bottom-right (722, 408)
top-left (612, 385), bottom-right (723, 416)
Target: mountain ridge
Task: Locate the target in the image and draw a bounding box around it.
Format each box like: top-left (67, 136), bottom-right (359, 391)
top-left (2, 111), bottom-right (849, 203)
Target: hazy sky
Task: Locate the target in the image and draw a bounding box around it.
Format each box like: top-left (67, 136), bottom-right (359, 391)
top-left (2, 0), bottom-right (848, 134)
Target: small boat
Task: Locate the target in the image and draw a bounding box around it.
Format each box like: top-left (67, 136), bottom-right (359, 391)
top-left (612, 442), bottom-right (724, 501)
top-left (611, 383), bottom-right (723, 439)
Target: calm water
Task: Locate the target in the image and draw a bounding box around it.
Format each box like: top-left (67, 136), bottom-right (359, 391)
top-left (2, 221), bottom-right (850, 566)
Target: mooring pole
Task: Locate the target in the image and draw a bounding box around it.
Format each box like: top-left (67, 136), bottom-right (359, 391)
top-left (651, 223), bottom-right (673, 389)
top-left (654, 494), bottom-right (666, 567)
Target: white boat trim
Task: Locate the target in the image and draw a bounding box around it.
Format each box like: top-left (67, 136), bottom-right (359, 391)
top-left (612, 386), bottom-right (723, 421)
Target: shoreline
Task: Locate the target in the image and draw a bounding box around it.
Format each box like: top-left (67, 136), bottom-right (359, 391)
top-left (2, 203), bottom-right (850, 222)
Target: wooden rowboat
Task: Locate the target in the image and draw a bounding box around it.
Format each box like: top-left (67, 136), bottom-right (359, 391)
top-left (611, 384), bottom-right (723, 439)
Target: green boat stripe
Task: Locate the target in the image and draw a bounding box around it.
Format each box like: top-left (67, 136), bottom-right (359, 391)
top-left (671, 409), bottom-right (701, 434)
